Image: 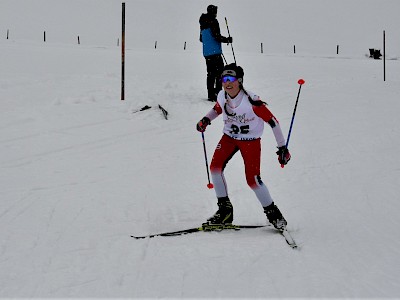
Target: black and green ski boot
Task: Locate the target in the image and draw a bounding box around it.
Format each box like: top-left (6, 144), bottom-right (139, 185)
top-left (204, 197), bottom-right (233, 227)
top-left (264, 202), bottom-right (287, 231)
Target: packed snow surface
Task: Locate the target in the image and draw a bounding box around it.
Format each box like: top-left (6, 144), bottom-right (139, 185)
top-left (1, 0), bottom-right (400, 298)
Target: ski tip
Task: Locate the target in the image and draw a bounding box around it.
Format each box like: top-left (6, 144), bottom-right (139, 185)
top-left (281, 229), bottom-right (298, 249)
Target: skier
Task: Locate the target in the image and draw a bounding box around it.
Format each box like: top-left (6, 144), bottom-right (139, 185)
top-left (196, 63), bottom-right (291, 230)
top-left (199, 5), bottom-right (232, 102)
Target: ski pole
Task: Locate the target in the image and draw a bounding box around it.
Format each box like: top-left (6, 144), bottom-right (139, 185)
top-left (221, 53), bottom-right (228, 65)
top-left (282, 78), bottom-right (305, 168)
top-left (201, 132), bottom-right (214, 189)
top-left (224, 17), bottom-right (236, 64)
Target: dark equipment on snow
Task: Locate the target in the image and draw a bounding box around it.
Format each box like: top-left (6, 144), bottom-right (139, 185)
top-left (369, 48), bottom-right (382, 59)
top-left (131, 223), bottom-right (297, 248)
top-left (158, 104), bottom-right (168, 120)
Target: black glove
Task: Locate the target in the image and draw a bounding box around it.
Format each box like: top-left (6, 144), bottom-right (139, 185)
top-left (276, 146), bottom-right (291, 166)
top-left (225, 36), bottom-right (233, 44)
top-left (196, 117), bottom-right (211, 132)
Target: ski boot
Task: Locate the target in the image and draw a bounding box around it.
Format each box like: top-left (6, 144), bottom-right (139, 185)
top-left (264, 202), bottom-right (287, 231)
top-left (203, 197), bottom-right (233, 230)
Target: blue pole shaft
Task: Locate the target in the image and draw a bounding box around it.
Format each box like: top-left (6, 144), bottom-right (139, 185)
top-left (281, 80), bottom-right (304, 168)
top-left (285, 84), bottom-right (303, 148)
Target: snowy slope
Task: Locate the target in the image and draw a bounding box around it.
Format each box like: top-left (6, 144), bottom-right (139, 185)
top-left (1, 0), bottom-right (400, 298)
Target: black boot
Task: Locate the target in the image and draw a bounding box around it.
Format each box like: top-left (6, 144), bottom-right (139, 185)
top-left (264, 202), bottom-right (287, 231)
top-left (205, 197), bottom-right (233, 225)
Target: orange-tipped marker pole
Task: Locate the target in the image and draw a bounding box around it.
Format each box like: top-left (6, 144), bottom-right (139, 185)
top-left (281, 79), bottom-right (305, 168)
top-left (201, 132), bottom-right (214, 189)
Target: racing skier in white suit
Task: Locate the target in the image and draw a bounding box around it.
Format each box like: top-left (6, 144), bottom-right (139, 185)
top-left (196, 63), bottom-right (291, 230)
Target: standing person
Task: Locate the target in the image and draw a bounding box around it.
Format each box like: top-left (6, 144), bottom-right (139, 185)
top-left (196, 64), bottom-right (291, 230)
top-left (199, 5), bottom-right (232, 102)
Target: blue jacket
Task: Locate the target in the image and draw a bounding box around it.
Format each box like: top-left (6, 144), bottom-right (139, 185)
top-left (201, 28), bottom-right (222, 57)
top-left (199, 13), bottom-right (229, 58)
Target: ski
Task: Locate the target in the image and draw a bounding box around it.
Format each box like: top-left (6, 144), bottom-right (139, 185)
top-left (131, 224), bottom-right (267, 239)
top-left (158, 104), bottom-right (168, 120)
top-left (280, 229), bottom-right (298, 249)
top-left (131, 224), bottom-right (298, 248)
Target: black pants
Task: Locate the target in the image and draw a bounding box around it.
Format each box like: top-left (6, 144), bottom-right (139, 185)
top-left (205, 54), bottom-right (224, 100)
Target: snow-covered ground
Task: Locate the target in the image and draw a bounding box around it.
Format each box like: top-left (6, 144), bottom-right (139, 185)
top-left (1, 0), bottom-right (400, 298)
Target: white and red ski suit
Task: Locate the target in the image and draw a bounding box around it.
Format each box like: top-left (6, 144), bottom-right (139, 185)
top-left (204, 89), bottom-right (286, 207)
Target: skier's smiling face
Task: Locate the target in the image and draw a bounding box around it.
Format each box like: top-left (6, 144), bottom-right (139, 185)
top-left (222, 76), bottom-right (240, 98)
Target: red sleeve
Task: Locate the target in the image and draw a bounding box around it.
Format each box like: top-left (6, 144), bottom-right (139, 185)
top-left (253, 104), bottom-right (275, 123)
top-left (214, 102), bottom-right (223, 115)
top-left (205, 101), bottom-right (223, 121)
